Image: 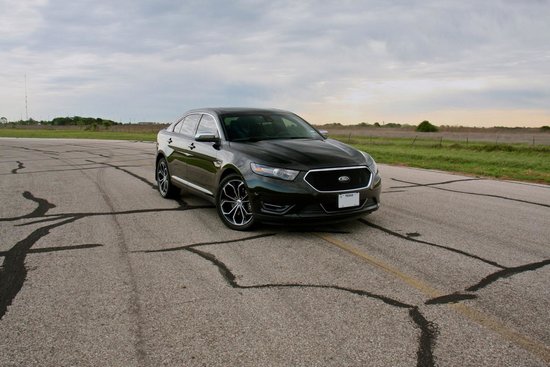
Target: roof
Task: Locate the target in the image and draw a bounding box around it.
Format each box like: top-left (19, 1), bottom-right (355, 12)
top-left (186, 107), bottom-right (293, 115)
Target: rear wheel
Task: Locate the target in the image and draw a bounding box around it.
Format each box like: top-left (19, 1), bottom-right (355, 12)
top-left (156, 157), bottom-right (179, 198)
top-left (216, 174), bottom-right (255, 230)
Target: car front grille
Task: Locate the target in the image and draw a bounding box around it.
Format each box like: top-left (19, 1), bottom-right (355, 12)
top-left (304, 167), bottom-right (371, 192)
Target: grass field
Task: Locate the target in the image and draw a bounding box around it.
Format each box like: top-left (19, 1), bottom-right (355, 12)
top-left (0, 128), bottom-right (158, 141)
top-left (1, 127), bottom-right (548, 184)
top-left (336, 135), bottom-right (550, 184)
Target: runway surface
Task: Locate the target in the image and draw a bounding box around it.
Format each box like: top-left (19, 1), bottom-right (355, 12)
top-left (1, 138), bottom-right (549, 366)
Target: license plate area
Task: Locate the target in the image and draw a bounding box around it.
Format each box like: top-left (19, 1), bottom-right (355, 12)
top-left (338, 192), bottom-right (360, 208)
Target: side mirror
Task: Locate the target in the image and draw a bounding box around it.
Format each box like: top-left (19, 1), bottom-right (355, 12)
top-left (195, 132), bottom-right (220, 142)
top-left (319, 129), bottom-right (329, 138)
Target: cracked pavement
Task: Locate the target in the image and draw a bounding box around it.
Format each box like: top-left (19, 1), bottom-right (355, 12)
top-left (0, 138), bottom-right (549, 366)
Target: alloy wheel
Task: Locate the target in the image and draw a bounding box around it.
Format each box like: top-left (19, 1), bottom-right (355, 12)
top-left (157, 159), bottom-right (170, 197)
top-left (219, 178), bottom-right (253, 227)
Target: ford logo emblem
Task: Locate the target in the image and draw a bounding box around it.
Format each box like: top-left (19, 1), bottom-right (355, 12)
top-left (338, 175), bottom-right (351, 183)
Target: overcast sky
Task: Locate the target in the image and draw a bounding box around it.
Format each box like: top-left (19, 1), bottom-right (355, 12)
top-left (1, 0), bottom-right (549, 126)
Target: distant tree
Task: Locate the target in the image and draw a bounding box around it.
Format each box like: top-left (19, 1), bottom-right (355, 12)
top-left (416, 120), bottom-right (439, 132)
top-left (50, 116), bottom-right (117, 127)
top-left (373, 122), bottom-right (381, 127)
top-left (52, 117), bottom-right (70, 126)
top-left (0, 117), bottom-right (7, 124)
top-left (541, 125), bottom-right (550, 131)
top-left (385, 122), bottom-right (402, 128)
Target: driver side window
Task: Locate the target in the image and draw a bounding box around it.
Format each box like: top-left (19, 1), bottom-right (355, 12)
top-left (196, 114), bottom-right (218, 136)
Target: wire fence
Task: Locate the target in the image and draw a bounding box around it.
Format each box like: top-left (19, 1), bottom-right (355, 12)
top-left (326, 128), bottom-right (550, 146)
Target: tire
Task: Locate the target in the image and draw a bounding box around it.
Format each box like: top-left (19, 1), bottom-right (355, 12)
top-left (156, 157), bottom-right (180, 198)
top-left (216, 174), bottom-right (256, 231)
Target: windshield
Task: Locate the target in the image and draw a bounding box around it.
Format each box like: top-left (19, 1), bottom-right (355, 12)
top-left (221, 112), bottom-right (323, 142)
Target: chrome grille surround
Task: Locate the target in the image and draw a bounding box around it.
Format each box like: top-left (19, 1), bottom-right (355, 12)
top-left (303, 166), bottom-right (373, 193)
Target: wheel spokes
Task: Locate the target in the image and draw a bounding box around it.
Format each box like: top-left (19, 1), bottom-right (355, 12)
top-left (222, 183), bottom-right (239, 201)
top-left (220, 179), bottom-right (253, 226)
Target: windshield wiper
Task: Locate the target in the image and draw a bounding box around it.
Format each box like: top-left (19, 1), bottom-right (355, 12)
top-left (231, 136), bottom-right (316, 142)
top-left (231, 137), bottom-right (263, 142)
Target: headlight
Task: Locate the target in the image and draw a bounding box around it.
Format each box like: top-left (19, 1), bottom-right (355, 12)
top-left (361, 151), bottom-right (378, 174)
top-left (251, 163), bottom-right (299, 181)
top-left (369, 157), bottom-right (378, 174)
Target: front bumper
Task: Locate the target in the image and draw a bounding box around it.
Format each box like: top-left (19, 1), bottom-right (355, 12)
top-left (246, 170), bottom-right (381, 225)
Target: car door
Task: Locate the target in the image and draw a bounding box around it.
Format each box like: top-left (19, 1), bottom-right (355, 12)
top-left (168, 114), bottom-right (200, 182)
top-left (185, 113), bottom-right (222, 197)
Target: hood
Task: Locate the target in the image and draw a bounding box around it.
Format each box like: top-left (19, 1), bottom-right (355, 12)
top-left (228, 138), bottom-right (367, 170)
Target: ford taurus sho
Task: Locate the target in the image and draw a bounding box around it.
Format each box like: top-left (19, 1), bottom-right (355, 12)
top-left (155, 108), bottom-right (381, 230)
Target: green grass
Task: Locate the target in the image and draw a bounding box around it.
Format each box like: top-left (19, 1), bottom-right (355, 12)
top-left (335, 135), bottom-right (550, 184)
top-left (0, 128), bottom-right (157, 141)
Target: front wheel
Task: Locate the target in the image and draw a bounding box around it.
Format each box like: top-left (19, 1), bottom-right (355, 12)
top-left (216, 174), bottom-right (256, 231)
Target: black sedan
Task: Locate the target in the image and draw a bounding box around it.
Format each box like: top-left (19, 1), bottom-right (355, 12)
top-left (156, 108), bottom-right (381, 230)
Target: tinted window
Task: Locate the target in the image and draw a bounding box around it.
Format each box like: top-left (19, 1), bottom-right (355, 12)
top-left (179, 114), bottom-right (201, 136)
top-left (196, 114), bottom-right (218, 136)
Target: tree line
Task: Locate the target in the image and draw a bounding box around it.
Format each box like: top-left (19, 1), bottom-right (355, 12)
top-left (3, 116), bottom-right (119, 127)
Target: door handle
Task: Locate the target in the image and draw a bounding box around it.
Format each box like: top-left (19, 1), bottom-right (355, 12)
top-left (168, 138), bottom-right (173, 144)
top-left (189, 143), bottom-right (196, 150)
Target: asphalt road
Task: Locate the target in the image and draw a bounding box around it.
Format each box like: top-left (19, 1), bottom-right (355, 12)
top-left (1, 138), bottom-right (549, 367)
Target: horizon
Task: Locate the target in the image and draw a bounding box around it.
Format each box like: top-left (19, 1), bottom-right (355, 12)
top-left (1, 1), bottom-right (549, 127)
top-left (3, 115), bottom-right (549, 130)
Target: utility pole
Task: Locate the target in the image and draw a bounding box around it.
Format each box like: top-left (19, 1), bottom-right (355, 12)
top-left (25, 73), bottom-right (29, 121)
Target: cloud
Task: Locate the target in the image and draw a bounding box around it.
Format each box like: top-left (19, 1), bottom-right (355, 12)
top-left (0, 0), bottom-right (46, 41)
top-left (0, 0), bottom-right (549, 126)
